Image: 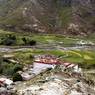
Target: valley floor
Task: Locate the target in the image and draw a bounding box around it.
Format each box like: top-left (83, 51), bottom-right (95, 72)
top-left (0, 29), bottom-right (95, 95)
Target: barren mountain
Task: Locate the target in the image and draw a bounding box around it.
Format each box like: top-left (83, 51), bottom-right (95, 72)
top-left (0, 0), bottom-right (95, 35)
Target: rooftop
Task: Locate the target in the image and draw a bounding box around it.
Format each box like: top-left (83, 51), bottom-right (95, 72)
top-left (34, 54), bottom-right (61, 64)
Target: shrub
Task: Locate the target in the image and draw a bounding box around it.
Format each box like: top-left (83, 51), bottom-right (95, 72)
top-left (22, 37), bottom-right (36, 46)
top-left (13, 73), bottom-right (23, 82)
top-left (1, 63), bottom-right (14, 75)
top-left (13, 64), bottom-right (23, 73)
top-left (0, 60), bottom-right (23, 76)
top-left (3, 39), bottom-right (15, 45)
top-left (0, 34), bottom-right (16, 46)
top-left (0, 66), bottom-right (3, 74)
top-left (28, 40), bottom-right (36, 46)
top-left (22, 37), bottom-right (27, 44)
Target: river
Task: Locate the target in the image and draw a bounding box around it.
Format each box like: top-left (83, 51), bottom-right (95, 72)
top-left (0, 45), bottom-right (95, 52)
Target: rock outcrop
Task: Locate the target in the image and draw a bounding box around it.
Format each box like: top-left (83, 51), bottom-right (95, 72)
top-left (16, 76), bottom-right (95, 95)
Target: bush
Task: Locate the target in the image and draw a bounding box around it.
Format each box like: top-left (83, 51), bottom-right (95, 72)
top-left (0, 60), bottom-right (23, 76)
top-left (22, 37), bottom-right (27, 44)
top-left (13, 64), bottom-right (23, 73)
top-left (1, 63), bottom-right (14, 75)
top-left (22, 37), bottom-right (36, 46)
top-left (3, 39), bottom-right (15, 45)
top-left (13, 73), bottom-right (23, 82)
top-left (0, 66), bottom-right (3, 74)
top-left (0, 34), bottom-right (16, 46)
top-left (28, 40), bottom-right (36, 46)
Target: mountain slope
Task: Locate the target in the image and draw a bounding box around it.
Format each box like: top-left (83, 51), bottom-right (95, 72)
top-left (0, 0), bottom-right (95, 35)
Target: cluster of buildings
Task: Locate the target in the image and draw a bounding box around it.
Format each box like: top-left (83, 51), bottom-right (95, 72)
top-left (33, 54), bottom-right (82, 74)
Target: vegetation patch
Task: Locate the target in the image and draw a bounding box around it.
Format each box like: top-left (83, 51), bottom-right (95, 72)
top-left (0, 30), bottom-right (94, 47)
top-left (0, 31), bottom-right (37, 46)
top-left (1, 48), bottom-right (95, 69)
top-left (0, 58), bottom-right (23, 76)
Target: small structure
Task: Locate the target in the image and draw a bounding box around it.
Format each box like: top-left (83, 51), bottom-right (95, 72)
top-left (32, 55), bottom-right (61, 74)
top-left (34, 54), bottom-right (61, 64)
top-left (32, 62), bottom-right (56, 75)
top-left (63, 62), bottom-right (81, 72)
top-left (21, 73), bottom-right (34, 81)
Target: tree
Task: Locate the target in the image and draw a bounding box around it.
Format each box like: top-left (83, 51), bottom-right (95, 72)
top-left (22, 37), bottom-right (27, 44)
top-left (13, 73), bottom-right (23, 82)
top-left (13, 64), bottom-right (23, 73)
top-left (28, 40), bottom-right (36, 46)
top-left (22, 37), bottom-right (36, 46)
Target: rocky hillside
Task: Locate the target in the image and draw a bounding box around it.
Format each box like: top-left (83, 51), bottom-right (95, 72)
top-left (0, 0), bottom-right (95, 35)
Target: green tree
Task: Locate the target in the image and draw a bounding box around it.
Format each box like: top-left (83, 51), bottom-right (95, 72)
top-left (13, 73), bottom-right (23, 82)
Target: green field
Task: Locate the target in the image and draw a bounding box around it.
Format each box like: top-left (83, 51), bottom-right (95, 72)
top-left (0, 29), bottom-right (94, 46)
top-left (1, 48), bottom-right (95, 68)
